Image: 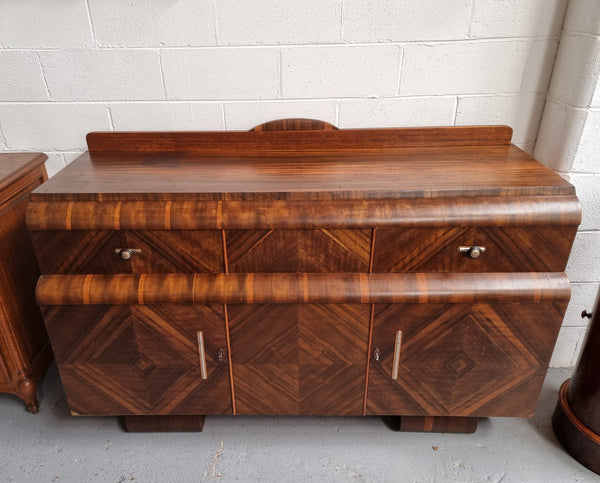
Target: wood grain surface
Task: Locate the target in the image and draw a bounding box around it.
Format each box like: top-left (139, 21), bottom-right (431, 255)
top-left (27, 122), bottom-right (581, 428)
top-left (0, 153), bottom-right (51, 413)
top-left (373, 225), bottom-right (578, 273)
top-left (31, 229), bottom-right (224, 274)
top-left (366, 300), bottom-right (567, 417)
top-left (229, 303), bottom-right (369, 415)
top-left (27, 197), bottom-right (582, 230)
top-left (85, 125), bottom-right (513, 154)
top-left (36, 272), bottom-right (572, 306)
top-left (250, 118), bottom-right (338, 132)
top-left (0, 153), bottom-right (47, 193)
top-left (30, 148), bottom-right (573, 202)
top-left (43, 304), bottom-right (232, 416)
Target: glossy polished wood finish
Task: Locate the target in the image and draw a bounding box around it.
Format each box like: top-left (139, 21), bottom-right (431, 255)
top-left (85, 125), bottom-right (513, 155)
top-left (250, 118), bottom-right (338, 132)
top-left (29, 121), bottom-right (580, 432)
top-left (553, 289), bottom-right (600, 474)
top-left (374, 225), bottom-right (577, 273)
top-left (31, 130), bottom-right (573, 203)
top-left (36, 272), bottom-right (572, 306)
top-left (367, 301), bottom-right (567, 417)
top-left (43, 304), bottom-right (232, 416)
top-left (27, 197), bottom-right (581, 230)
top-left (229, 303), bottom-right (369, 415)
top-left (30, 229), bottom-right (224, 274)
top-left (0, 153), bottom-right (51, 413)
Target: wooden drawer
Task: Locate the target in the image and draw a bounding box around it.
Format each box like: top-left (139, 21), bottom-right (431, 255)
top-left (31, 230), bottom-right (224, 274)
top-left (373, 226), bottom-right (577, 273)
top-left (226, 228), bottom-right (372, 273)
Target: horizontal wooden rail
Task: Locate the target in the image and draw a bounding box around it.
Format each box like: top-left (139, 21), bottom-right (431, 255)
top-left (27, 196), bottom-right (582, 231)
top-left (36, 272), bottom-right (571, 306)
top-left (86, 126), bottom-right (513, 154)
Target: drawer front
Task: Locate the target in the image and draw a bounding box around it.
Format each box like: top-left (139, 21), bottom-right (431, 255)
top-left (31, 230), bottom-right (224, 274)
top-left (42, 304), bottom-right (232, 416)
top-left (366, 300), bottom-right (566, 417)
top-left (373, 226), bottom-right (577, 273)
top-left (226, 229), bottom-right (372, 273)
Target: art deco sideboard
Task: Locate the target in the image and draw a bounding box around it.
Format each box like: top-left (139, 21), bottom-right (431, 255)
top-left (0, 153), bottom-right (52, 413)
top-left (26, 119), bottom-right (581, 432)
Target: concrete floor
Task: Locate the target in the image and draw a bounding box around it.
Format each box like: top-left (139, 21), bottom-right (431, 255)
top-left (0, 365), bottom-right (597, 482)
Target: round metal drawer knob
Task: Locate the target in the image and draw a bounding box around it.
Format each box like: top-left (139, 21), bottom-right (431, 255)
top-left (470, 246), bottom-right (483, 259)
top-left (459, 245), bottom-right (486, 259)
top-left (115, 248), bottom-right (141, 260)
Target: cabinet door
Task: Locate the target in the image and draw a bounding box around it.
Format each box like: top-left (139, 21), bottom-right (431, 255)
top-left (228, 303), bottom-right (370, 415)
top-left (366, 302), bottom-right (565, 417)
top-left (43, 304), bottom-right (232, 416)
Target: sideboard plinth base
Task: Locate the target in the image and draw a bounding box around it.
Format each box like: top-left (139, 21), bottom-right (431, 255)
top-left (383, 416), bottom-right (478, 433)
top-left (123, 415), bottom-right (206, 432)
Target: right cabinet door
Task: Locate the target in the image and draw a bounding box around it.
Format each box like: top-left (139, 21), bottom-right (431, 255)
top-left (366, 301), bottom-right (566, 417)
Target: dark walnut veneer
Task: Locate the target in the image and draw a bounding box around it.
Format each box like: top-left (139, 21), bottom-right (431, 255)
top-left (27, 120), bottom-right (581, 432)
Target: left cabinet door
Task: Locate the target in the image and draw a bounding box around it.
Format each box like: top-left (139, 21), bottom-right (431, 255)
top-left (42, 304), bottom-right (232, 416)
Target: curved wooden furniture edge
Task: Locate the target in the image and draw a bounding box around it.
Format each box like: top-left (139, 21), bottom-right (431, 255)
top-left (86, 125), bottom-right (513, 154)
top-left (0, 153), bottom-right (47, 192)
top-left (36, 272), bottom-right (571, 306)
top-left (553, 379), bottom-right (600, 474)
top-left (250, 118), bottom-right (338, 132)
top-left (26, 196), bottom-right (582, 231)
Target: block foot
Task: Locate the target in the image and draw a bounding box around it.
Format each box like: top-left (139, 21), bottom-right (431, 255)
top-left (383, 415), bottom-right (478, 433)
top-left (123, 415), bottom-right (206, 432)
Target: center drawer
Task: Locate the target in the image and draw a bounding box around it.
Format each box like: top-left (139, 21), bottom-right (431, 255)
top-left (30, 230), bottom-right (224, 274)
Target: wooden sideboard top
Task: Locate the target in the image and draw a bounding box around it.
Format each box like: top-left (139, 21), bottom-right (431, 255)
top-left (0, 153), bottom-right (47, 192)
top-left (30, 125), bottom-right (573, 202)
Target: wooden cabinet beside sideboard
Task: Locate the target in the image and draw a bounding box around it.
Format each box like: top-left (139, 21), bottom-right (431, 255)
top-left (26, 120), bottom-right (581, 431)
top-left (0, 153), bottom-right (52, 413)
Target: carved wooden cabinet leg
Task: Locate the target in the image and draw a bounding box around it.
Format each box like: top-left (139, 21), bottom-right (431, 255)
top-left (123, 415), bottom-right (206, 432)
top-left (17, 370), bottom-right (40, 414)
top-left (383, 416), bottom-right (478, 433)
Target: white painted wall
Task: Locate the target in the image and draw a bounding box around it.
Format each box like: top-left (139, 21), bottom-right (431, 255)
top-left (535, 0), bottom-right (600, 367)
top-left (1, 0), bottom-right (594, 366)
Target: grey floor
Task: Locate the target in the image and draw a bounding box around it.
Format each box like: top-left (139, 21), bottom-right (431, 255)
top-left (0, 365), bottom-right (597, 482)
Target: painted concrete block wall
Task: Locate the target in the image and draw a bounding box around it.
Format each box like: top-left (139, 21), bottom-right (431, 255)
top-left (535, 0), bottom-right (600, 367)
top-left (0, 0), bottom-right (590, 367)
top-left (0, 0), bottom-right (567, 174)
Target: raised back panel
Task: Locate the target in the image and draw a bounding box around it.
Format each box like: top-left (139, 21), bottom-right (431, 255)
top-left (86, 122), bottom-right (513, 154)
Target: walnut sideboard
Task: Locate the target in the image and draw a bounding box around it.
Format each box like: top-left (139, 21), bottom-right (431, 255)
top-left (0, 153), bottom-right (52, 413)
top-left (26, 119), bottom-right (581, 432)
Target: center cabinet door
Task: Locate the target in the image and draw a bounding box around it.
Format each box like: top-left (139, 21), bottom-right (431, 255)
top-left (228, 303), bottom-right (371, 415)
top-left (43, 304), bottom-right (232, 416)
